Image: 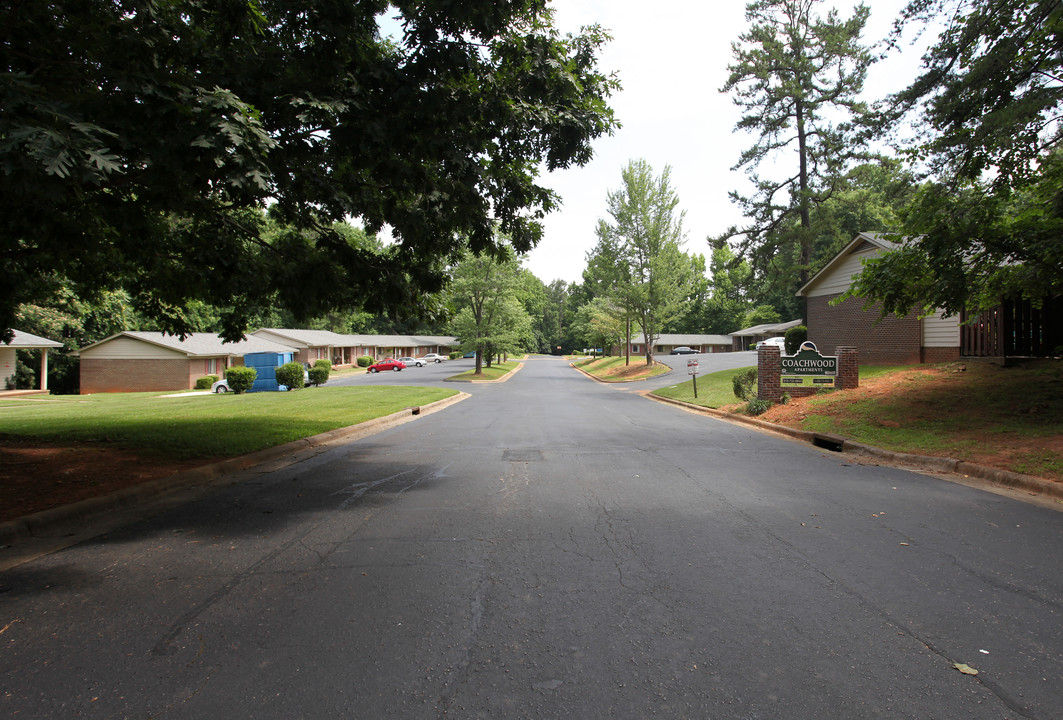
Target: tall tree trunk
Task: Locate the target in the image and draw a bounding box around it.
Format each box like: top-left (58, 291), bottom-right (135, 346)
top-left (796, 96), bottom-right (811, 324)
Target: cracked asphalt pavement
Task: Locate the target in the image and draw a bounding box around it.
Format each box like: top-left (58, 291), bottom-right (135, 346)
top-left (1, 356), bottom-right (1061, 718)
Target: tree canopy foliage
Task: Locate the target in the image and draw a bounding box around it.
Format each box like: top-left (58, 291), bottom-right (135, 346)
top-left (847, 0), bottom-right (1063, 316)
top-left (1, 1), bottom-right (618, 342)
top-left (447, 246), bottom-right (532, 373)
top-left (590, 160), bottom-right (694, 365)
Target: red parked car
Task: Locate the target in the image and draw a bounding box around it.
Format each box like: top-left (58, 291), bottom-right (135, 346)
top-left (367, 358), bottom-right (406, 373)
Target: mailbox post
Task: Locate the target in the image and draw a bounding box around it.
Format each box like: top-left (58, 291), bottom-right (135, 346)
top-left (687, 359), bottom-right (700, 398)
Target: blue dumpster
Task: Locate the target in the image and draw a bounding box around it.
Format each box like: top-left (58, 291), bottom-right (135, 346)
top-left (243, 351), bottom-right (295, 392)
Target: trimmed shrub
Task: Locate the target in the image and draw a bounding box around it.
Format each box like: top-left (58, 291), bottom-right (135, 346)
top-left (731, 367), bottom-right (758, 401)
top-left (357, 355), bottom-right (374, 367)
top-left (308, 366), bottom-right (329, 386)
top-left (449, 351), bottom-right (463, 360)
top-left (195, 374), bottom-right (219, 390)
top-left (276, 361), bottom-right (306, 390)
top-left (314, 358), bottom-right (332, 369)
top-left (785, 325), bottom-right (808, 355)
top-left (225, 366), bottom-right (257, 394)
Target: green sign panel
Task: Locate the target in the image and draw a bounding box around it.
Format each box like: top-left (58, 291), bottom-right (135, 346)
top-left (781, 348), bottom-right (837, 387)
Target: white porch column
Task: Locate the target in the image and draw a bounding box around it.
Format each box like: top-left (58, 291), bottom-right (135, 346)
top-left (39, 350), bottom-right (49, 391)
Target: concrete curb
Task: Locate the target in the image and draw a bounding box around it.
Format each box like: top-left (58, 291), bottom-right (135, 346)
top-left (0, 392), bottom-right (470, 549)
top-left (647, 393), bottom-right (1063, 502)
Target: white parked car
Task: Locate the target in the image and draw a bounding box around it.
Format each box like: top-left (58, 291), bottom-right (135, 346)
top-left (757, 337), bottom-right (787, 352)
top-left (422, 353), bottom-right (447, 363)
top-left (397, 356), bottom-right (426, 367)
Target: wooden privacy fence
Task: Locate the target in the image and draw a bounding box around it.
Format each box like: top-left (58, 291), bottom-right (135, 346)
top-left (961, 297), bottom-right (1063, 357)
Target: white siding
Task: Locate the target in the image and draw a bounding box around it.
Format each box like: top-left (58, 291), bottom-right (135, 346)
top-left (922, 311), bottom-right (961, 347)
top-left (804, 246), bottom-right (882, 297)
top-left (1, 347), bottom-right (15, 387)
top-left (80, 336), bottom-right (185, 360)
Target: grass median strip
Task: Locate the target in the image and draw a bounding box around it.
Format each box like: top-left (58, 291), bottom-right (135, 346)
top-left (0, 386), bottom-right (457, 461)
top-left (651, 366), bottom-right (754, 407)
top-left (572, 355), bottom-right (671, 381)
top-left (449, 360), bottom-right (520, 381)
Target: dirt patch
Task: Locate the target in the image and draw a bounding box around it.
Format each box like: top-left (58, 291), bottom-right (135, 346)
top-left (754, 362), bottom-right (1063, 483)
top-left (0, 437), bottom-right (215, 523)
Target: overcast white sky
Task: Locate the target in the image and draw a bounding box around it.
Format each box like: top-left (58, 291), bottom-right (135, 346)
top-left (524, 0), bottom-right (928, 285)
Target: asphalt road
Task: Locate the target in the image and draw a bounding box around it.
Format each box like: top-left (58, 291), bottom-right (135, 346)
top-left (2, 356), bottom-right (1061, 718)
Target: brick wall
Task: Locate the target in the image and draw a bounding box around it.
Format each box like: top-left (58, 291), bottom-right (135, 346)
top-left (922, 346), bottom-right (961, 363)
top-left (81, 358), bottom-right (192, 394)
top-left (808, 293), bottom-right (922, 365)
top-left (758, 346), bottom-right (859, 401)
top-left (757, 347), bottom-right (783, 401)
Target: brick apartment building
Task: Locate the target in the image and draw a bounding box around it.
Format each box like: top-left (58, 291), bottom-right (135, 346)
top-left (78, 332), bottom-right (296, 394)
top-left (797, 232), bottom-right (961, 365)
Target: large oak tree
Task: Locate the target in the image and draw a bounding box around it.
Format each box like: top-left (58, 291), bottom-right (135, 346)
top-left (1, 1), bottom-right (618, 342)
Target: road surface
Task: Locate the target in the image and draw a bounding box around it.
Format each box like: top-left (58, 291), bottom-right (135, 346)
top-left (1, 356), bottom-right (1060, 718)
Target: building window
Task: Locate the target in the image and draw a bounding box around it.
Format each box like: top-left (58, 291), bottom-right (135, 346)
top-left (206, 358), bottom-right (218, 375)
top-left (632, 345), bottom-right (640, 353)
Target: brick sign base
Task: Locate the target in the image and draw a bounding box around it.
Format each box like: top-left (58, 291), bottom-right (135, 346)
top-left (758, 346), bottom-right (858, 402)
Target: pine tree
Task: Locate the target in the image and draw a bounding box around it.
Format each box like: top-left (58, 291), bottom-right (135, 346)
top-left (719, 0), bottom-right (873, 306)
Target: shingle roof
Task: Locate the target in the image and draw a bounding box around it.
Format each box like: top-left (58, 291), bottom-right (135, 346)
top-left (730, 320), bottom-right (803, 337)
top-left (253, 329), bottom-right (459, 348)
top-left (79, 332), bottom-right (296, 357)
top-left (253, 328), bottom-right (346, 346)
top-left (2, 330), bottom-right (64, 349)
top-left (338, 334), bottom-right (459, 347)
top-left (630, 333), bottom-right (733, 345)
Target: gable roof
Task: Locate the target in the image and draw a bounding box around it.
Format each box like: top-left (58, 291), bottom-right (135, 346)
top-left (797, 231), bottom-right (899, 297)
top-left (3, 330), bottom-right (64, 349)
top-left (252, 328), bottom-right (345, 347)
top-left (730, 319), bottom-right (803, 337)
top-left (78, 331), bottom-right (296, 357)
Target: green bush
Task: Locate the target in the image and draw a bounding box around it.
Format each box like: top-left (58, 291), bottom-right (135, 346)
top-left (746, 398), bottom-right (772, 415)
top-left (225, 366), bottom-right (257, 394)
top-left (449, 351), bottom-right (463, 360)
top-left (313, 358), bottom-right (332, 369)
top-left (276, 361), bottom-right (306, 390)
top-left (307, 366), bottom-right (329, 386)
top-left (785, 325), bottom-right (808, 355)
top-left (195, 374), bottom-right (219, 390)
top-left (357, 355), bottom-right (374, 367)
top-left (731, 367), bottom-right (758, 401)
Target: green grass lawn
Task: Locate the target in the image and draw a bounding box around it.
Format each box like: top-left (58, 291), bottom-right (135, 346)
top-left (449, 360), bottom-right (520, 381)
top-left (651, 360), bottom-right (1063, 481)
top-left (650, 364), bottom-right (919, 410)
top-left (0, 386), bottom-right (457, 460)
top-left (651, 366), bottom-right (756, 408)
